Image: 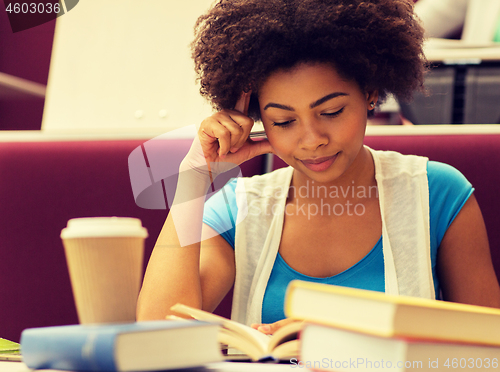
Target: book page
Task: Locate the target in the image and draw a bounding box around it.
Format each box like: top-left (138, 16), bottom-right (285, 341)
top-left (170, 304), bottom-right (271, 356)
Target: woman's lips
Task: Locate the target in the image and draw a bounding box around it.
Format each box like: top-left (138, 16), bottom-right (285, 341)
top-left (300, 153), bottom-right (338, 172)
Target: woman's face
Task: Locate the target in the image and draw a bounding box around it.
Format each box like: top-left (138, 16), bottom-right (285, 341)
top-left (258, 62), bottom-right (377, 185)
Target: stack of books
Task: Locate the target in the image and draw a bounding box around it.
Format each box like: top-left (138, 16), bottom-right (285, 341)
top-left (284, 280), bottom-right (500, 371)
top-left (21, 283), bottom-right (500, 371)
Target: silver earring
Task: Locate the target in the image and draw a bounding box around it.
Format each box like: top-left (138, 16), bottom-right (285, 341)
top-left (370, 102), bottom-right (375, 109)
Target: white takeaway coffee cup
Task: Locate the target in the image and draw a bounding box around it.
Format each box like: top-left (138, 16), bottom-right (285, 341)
top-left (61, 217), bottom-right (148, 324)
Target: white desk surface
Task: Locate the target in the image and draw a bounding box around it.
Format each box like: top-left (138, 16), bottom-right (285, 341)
top-left (0, 361), bottom-right (306, 372)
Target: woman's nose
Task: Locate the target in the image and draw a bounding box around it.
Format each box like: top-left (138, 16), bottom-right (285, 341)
top-left (299, 120), bottom-right (328, 150)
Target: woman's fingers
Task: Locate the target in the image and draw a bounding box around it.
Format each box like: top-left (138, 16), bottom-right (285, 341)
top-left (229, 91), bottom-right (253, 151)
top-left (200, 110), bottom-right (253, 158)
top-left (228, 111), bottom-right (254, 152)
top-left (196, 90), bottom-right (270, 165)
top-left (251, 318), bottom-right (298, 335)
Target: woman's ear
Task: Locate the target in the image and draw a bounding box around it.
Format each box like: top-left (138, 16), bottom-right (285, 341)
top-left (366, 90), bottom-right (379, 110)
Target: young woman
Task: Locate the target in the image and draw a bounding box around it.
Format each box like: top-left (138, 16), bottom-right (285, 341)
top-left (136, 0), bottom-right (500, 333)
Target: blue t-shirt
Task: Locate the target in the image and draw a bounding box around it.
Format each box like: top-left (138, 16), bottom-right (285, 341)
top-left (203, 161), bottom-right (473, 324)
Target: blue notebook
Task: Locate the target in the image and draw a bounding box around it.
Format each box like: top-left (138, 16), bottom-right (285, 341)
top-left (21, 320), bottom-right (222, 371)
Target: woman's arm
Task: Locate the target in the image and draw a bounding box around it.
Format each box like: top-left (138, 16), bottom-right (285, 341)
top-left (437, 193), bottom-right (500, 308)
top-left (136, 217), bottom-right (236, 320)
top-left (136, 92), bottom-right (273, 320)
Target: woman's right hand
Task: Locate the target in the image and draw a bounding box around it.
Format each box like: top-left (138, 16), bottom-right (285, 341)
top-left (180, 92), bottom-right (274, 176)
top-left (251, 318), bottom-right (303, 335)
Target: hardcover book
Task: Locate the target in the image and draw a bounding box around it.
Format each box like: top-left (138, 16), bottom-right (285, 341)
top-left (300, 323), bottom-right (500, 372)
top-left (20, 320), bottom-right (222, 371)
top-left (284, 280), bottom-right (500, 346)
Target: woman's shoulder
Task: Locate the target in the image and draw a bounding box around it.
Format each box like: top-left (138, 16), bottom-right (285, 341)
top-left (427, 160), bottom-right (473, 222)
top-left (427, 160), bottom-right (472, 189)
top-left (427, 161), bottom-right (474, 250)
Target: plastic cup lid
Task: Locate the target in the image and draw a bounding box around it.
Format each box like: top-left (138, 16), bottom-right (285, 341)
top-left (60, 217), bottom-right (148, 239)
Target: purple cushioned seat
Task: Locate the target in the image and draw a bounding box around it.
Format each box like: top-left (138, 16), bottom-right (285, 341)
top-left (0, 139), bottom-right (265, 342)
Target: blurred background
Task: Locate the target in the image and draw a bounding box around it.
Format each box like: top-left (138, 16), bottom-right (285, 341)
top-left (2, 0), bottom-right (500, 134)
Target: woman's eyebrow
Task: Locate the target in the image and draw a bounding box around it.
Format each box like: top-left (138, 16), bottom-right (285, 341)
top-left (310, 92), bottom-right (349, 108)
top-left (263, 92), bottom-right (349, 111)
top-left (263, 102), bottom-right (294, 111)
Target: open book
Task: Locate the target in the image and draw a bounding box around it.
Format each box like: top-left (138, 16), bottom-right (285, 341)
top-left (170, 304), bottom-right (300, 362)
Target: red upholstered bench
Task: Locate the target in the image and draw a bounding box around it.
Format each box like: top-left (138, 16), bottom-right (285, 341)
top-left (0, 138), bottom-right (265, 342)
top-left (2, 128), bottom-right (500, 342)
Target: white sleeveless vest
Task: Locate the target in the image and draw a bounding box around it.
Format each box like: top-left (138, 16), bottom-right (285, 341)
top-left (231, 147), bottom-right (435, 326)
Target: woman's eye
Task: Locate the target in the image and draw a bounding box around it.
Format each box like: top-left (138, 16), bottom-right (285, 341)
top-left (272, 119), bottom-right (295, 128)
top-left (322, 107), bottom-right (345, 118)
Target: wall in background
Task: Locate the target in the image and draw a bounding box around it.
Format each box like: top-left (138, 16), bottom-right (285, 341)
top-left (0, 0), bottom-right (55, 130)
top-left (1, 0), bottom-right (215, 134)
top-left (41, 0), bottom-right (214, 134)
